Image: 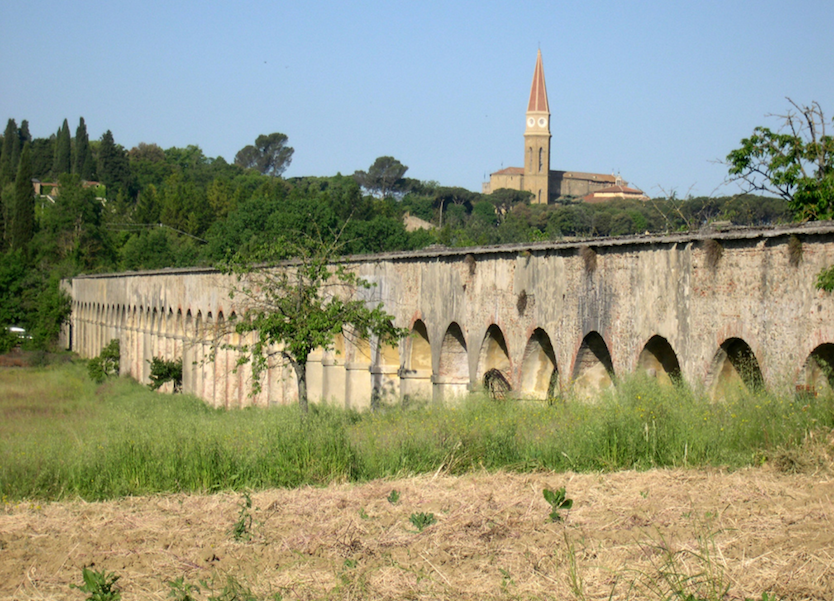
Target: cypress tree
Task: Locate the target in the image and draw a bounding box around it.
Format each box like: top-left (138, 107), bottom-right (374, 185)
top-left (0, 187), bottom-right (8, 252)
top-left (97, 130), bottom-right (130, 196)
top-left (9, 122), bottom-right (22, 181)
top-left (11, 143), bottom-right (34, 251)
top-left (30, 137), bottom-right (55, 180)
top-left (19, 120), bottom-right (31, 145)
top-left (52, 119), bottom-right (71, 177)
top-left (74, 117), bottom-right (93, 179)
top-left (0, 119), bottom-right (18, 186)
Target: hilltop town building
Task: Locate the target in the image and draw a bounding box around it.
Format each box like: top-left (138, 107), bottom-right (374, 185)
top-left (582, 178), bottom-right (649, 203)
top-left (483, 51), bottom-right (643, 204)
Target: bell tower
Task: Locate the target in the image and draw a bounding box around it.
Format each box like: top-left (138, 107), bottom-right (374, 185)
top-left (523, 50), bottom-right (551, 204)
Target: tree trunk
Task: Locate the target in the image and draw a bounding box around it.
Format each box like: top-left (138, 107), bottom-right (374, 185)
top-left (295, 360), bottom-right (308, 414)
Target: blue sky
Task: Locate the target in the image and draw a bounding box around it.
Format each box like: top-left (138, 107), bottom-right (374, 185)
top-left (2, 0), bottom-right (832, 197)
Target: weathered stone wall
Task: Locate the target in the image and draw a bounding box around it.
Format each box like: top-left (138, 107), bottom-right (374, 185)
top-left (67, 222), bottom-right (834, 408)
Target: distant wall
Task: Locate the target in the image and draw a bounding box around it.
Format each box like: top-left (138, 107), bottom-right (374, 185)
top-left (67, 222), bottom-right (834, 408)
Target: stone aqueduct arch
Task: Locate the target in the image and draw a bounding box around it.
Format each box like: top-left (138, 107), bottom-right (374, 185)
top-left (65, 223), bottom-right (834, 407)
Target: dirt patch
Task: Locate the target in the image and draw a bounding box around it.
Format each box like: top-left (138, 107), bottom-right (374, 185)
top-left (1, 467), bottom-right (833, 600)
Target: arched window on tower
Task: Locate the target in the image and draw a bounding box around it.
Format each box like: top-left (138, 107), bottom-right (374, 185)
top-left (538, 148), bottom-right (543, 172)
top-left (528, 147), bottom-right (533, 171)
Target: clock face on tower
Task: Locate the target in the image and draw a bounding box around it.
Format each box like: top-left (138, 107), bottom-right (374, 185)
top-left (527, 117), bottom-right (535, 127)
top-left (538, 117), bottom-right (547, 128)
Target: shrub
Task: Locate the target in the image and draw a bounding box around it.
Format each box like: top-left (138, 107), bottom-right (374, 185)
top-left (148, 356), bottom-right (182, 392)
top-left (816, 264), bottom-right (834, 292)
top-left (88, 339), bottom-right (120, 384)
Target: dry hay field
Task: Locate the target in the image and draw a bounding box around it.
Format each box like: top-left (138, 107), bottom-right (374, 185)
top-left (2, 466), bottom-right (833, 600)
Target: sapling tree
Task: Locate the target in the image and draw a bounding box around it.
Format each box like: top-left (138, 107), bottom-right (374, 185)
top-left (221, 228), bottom-right (406, 413)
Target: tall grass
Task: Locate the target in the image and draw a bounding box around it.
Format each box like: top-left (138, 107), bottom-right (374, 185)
top-left (351, 374), bottom-right (834, 476)
top-left (1, 364), bottom-right (832, 501)
top-left (1, 363), bottom-right (356, 500)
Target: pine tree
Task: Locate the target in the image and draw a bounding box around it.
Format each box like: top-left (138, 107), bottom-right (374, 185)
top-left (11, 143), bottom-right (34, 251)
top-left (0, 119), bottom-right (18, 186)
top-left (74, 117), bottom-right (93, 179)
top-left (52, 119), bottom-right (71, 177)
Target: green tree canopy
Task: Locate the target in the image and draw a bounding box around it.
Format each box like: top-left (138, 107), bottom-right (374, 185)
top-left (19, 121), bottom-right (31, 146)
top-left (234, 133), bottom-right (294, 177)
top-left (38, 174), bottom-right (114, 272)
top-left (1, 119), bottom-right (19, 186)
top-left (97, 130), bottom-right (131, 197)
top-left (53, 119), bottom-right (71, 178)
top-left (30, 137), bottom-right (54, 180)
top-left (489, 188), bottom-right (533, 218)
top-left (727, 99), bottom-right (833, 221)
top-left (10, 143), bottom-right (34, 251)
top-left (74, 117), bottom-right (94, 180)
top-left (353, 156), bottom-right (408, 198)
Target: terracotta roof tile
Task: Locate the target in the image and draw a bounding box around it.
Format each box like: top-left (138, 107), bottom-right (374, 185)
top-left (527, 50), bottom-right (549, 113)
top-left (492, 167), bottom-right (525, 175)
top-left (551, 170), bottom-right (618, 183)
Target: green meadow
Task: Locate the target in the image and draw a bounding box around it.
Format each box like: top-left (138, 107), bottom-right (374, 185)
top-left (2, 362), bottom-right (832, 501)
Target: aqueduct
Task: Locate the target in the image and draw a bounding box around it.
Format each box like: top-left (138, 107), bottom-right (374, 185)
top-left (66, 222), bottom-right (834, 408)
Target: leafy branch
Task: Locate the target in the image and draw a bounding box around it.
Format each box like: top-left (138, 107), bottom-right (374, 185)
top-left (726, 99), bottom-right (834, 221)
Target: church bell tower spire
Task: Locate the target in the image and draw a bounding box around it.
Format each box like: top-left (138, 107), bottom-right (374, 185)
top-left (524, 49), bottom-right (551, 204)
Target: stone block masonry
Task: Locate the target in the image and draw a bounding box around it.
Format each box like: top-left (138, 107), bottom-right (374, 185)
top-left (66, 222), bottom-right (834, 408)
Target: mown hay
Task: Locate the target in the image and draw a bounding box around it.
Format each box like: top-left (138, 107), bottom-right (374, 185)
top-left (2, 467), bottom-right (833, 600)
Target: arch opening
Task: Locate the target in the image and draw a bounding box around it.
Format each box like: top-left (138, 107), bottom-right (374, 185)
top-left (401, 320), bottom-right (432, 402)
top-left (407, 320), bottom-right (431, 372)
top-left (332, 332), bottom-right (345, 364)
top-left (439, 323), bottom-right (468, 381)
top-left (709, 337), bottom-right (763, 399)
top-left (352, 336), bottom-right (372, 365)
top-left (637, 335), bottom-right (682, 386)
top-left (799, 343), bottom-right (834, 396)
top-left (478, 324), bottom-right (512, 386)
top-left (437, 322), bottom-right (469, 401)
top-left (520, 328), bottom-right (558, 400)
top-left (572, 331), bottom-right (615, 398)
top-left (321, 331), bottom-right (347, 405)
top-left (372, 326), bottom-right (401, 407)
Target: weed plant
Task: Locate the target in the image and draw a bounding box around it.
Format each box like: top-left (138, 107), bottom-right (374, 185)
top-left (1, 363), bottom-right (832, 501)
top-left (543, 487), bottom-right (572, 522)
top-left (70, 567), bottom-right (121, 601)
top-left (408, 511), bottom-right (436, 531)
top-left (231, 491), bottom-right (253, 541)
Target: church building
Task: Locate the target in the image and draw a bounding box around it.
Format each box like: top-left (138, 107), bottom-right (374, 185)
top-left (483, 50), bottom-right (638, 204)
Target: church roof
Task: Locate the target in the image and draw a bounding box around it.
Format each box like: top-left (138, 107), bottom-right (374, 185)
top-left (492, 167), bottom-right (524, 175)
top-left (583, 184), bottom-right (649, 203)
top-left (595, 184), bottom-right (645, 195)
top-left (551, 170), bottom-right (618, 183)
top-left (527, 49), bottom-right (549, 113)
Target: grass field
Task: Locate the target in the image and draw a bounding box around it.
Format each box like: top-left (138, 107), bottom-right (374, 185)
top-left (3, 362), bottom-right (834, 600)
top-left (2, 361), bottom-right (833, 502)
